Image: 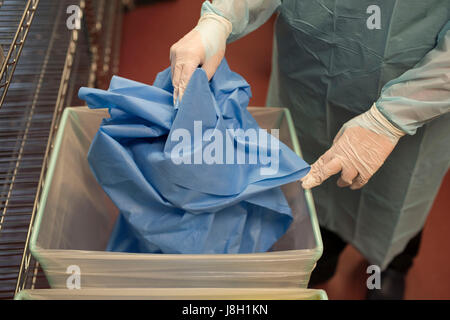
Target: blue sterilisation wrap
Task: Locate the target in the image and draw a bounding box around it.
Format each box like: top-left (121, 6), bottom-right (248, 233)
top-left (78, 60), bottom-right (310, 254)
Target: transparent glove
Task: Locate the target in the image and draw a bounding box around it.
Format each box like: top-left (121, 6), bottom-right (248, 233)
top-left (170, 13), bottom-right (232, 106)
top-left (301, 105), bottom-right (406, 190)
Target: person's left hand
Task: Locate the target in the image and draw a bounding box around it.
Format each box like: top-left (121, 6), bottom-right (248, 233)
top-left (301, 105), bottom-right (406, 190)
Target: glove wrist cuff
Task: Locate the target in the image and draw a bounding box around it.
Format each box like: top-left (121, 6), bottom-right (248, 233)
top-left (195, 13), bottom-right (232, 60)
top-left (368, 104), bottom-right (406, 140)
top-left (196, 13), bottom-right (232, 38)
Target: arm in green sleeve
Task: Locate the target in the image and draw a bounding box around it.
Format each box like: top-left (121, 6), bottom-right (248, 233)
top-left (376, 22), bottom-right (450, 135)
top-left (201, 0), bottom-right (281, 43)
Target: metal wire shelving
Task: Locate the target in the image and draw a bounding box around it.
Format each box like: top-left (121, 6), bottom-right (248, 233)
top-left (0, 0), bottom-right (39, 108)
top-left (0, 0), bottom-right (123, 299)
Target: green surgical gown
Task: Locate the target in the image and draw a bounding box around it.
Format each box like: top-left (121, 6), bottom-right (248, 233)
top-left (203, 0), bottom-right (450, 268)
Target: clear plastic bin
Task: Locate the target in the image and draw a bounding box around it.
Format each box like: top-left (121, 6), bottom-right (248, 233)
top-left (29, 107), bottom-right (322, 289)
top-left (15, 288), bottom-right (327, 300)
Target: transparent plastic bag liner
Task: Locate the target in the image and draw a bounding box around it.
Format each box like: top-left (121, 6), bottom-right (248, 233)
top-left (15, 288), bottom-right (327, 300)
top-left (30, 107), bottom-right (322, 289)
top-left (78, 59), bottom-right (310, 254)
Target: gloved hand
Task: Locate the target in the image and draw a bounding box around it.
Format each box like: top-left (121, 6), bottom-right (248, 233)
top-left (170, 13), bottom-right (232, 106)
top-left (301, 105), bottom-right (406, 190)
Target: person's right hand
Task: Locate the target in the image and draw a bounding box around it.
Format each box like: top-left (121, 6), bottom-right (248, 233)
top-left (170, 14), bottom-right (232, 106)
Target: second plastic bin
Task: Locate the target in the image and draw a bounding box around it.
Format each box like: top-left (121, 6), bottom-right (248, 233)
top-left (29, 107), bottom-right (323, 289)
top-left (15, 288), bottom-right (327, 300)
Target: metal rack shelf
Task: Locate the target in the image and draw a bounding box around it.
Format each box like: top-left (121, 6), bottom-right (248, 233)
top-left (0, 0), bottom-right (39, 108)
top-left (0, 0), bottom-right (123, 299)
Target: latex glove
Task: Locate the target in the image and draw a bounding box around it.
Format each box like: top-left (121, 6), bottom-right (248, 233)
top-left (301, 105), bottom-right (406, 190)
top-left (170, 13), bottom-right (232, 106)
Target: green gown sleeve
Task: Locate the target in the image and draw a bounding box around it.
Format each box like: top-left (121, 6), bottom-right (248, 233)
top-left (376, 21), bottom-right (450, 135)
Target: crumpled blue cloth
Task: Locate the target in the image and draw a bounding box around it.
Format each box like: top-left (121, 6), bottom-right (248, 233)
top-left (78, 60), bottom-right (310, 254)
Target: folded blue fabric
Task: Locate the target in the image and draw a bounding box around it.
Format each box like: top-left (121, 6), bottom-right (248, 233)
top-left (78, 60), bottom-right (310, 254)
